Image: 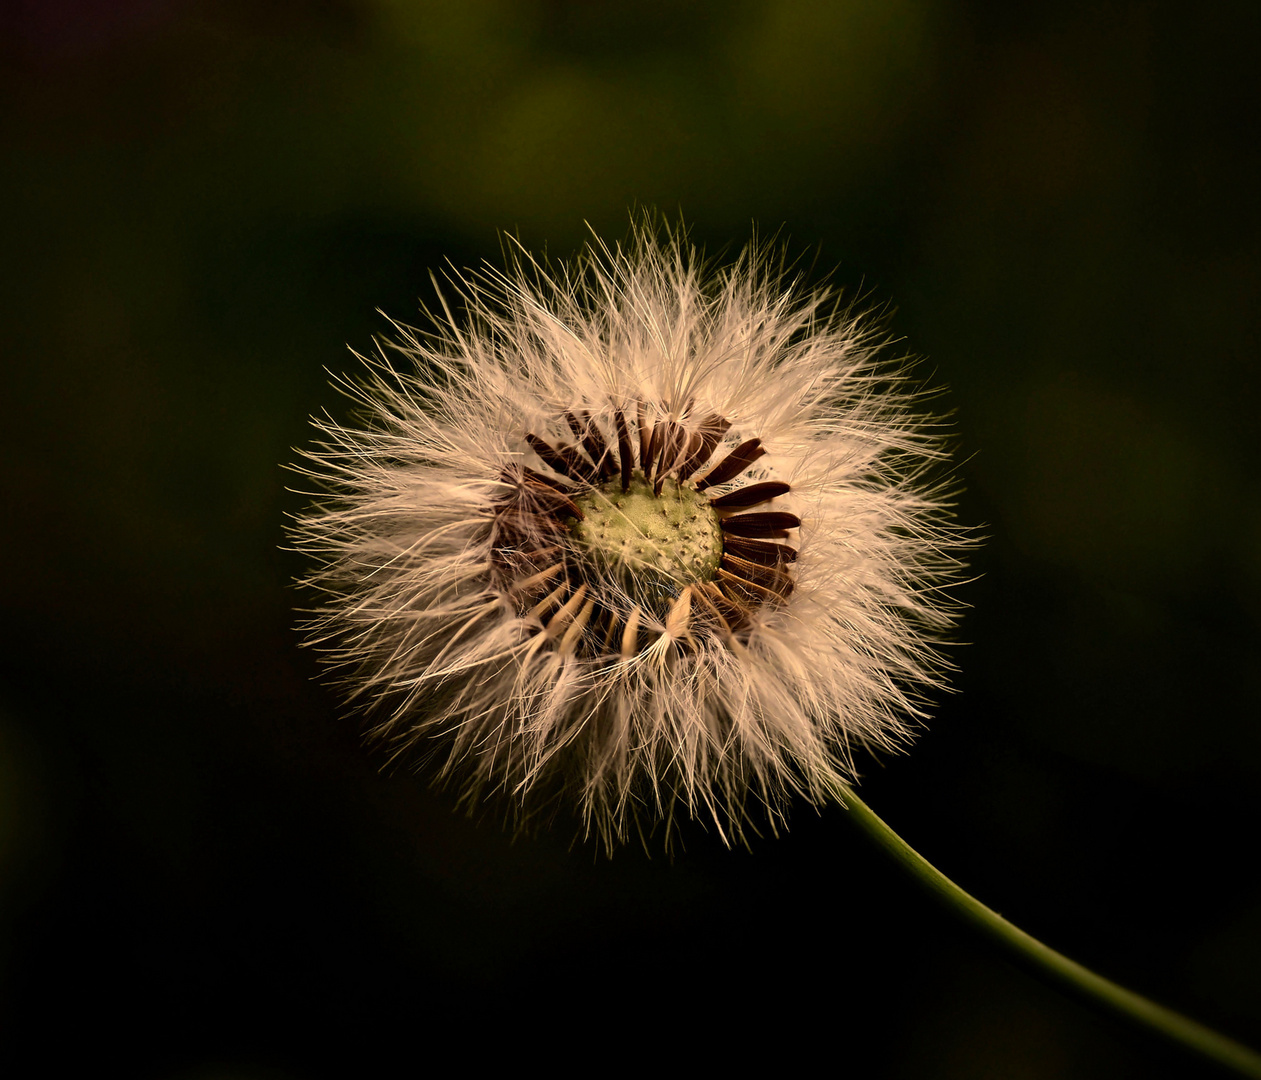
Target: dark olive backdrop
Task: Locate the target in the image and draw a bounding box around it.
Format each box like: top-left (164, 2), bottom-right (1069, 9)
top-left (2, 2), bottom-right (1258, 1078)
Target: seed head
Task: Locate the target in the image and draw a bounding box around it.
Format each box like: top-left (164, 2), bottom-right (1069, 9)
top-left (291, 222), bottom-right (962, 849)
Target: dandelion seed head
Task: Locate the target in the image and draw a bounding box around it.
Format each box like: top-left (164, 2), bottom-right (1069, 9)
top-left (290, 220), bottom-right (963, 850)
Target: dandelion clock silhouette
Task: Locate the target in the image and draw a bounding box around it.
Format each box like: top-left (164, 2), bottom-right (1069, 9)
top-left (290, 221), bottom-right (1261, 1078)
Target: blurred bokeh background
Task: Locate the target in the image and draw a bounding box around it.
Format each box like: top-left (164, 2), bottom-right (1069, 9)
top-left (2, 1), bottom-right (1259, 1076)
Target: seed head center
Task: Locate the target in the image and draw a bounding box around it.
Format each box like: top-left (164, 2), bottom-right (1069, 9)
top-left (569, 474), bottom-right (722, 604)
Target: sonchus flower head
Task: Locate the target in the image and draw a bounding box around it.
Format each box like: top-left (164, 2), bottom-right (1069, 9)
top-left (292, 224), bottom-right (961, 849)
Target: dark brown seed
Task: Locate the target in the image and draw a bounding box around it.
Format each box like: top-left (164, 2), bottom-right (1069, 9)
top-left (658, 420), bottom-right (682, 473)
top-left (677, 430), bottom-right (703, 482)
top-left (695, 439), bottom-right (765, 490)
top-left (527, 489), bottom-right (583, 519)
top-left (553, 443), bottom-right (599, 483)
top-left (692, 581), bottom-right (749, 632)
top-left (580, 410), bottom-right (616, 479)
top-left (526, 433), bottom-right (597, 484)
top-left (516, 465), bottom-right (574, 493)
top-left (653, 421), bottom-right (684, 495)
top-left (722, 534), bottom-right (799, 565)
top-left (718, 568), bottom-right (789, 605)
top-left (720, 554), bottom-right (794, 597)
top-left (719, 511), bottom-right (801, 537)
top-left (642, 422), bottom-right (659, 481)
top-left (636, 402), bottom-right (652, 471)
top-left (677, 414), bottom-right (731, 480)
top-left (613, 408), bottom-right (634, 492)
top-left (710, 481), bottom-right (791, 508)
top-left (497, 466), bottom-right (582, 518)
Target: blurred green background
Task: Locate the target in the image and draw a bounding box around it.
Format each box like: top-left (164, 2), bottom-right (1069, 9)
top-left (2, 1), bottom-right (1259, 1077)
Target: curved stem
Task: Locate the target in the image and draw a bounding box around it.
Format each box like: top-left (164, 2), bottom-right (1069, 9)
top-left (836, 783), bottom-right (1261, 1078)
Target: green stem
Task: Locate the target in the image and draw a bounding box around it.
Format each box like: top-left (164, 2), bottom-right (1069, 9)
top-left (836, 783), bottom-right (1261, 1078)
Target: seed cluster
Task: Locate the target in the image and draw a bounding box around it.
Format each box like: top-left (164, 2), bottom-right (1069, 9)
top-left (292, 225), bottom-right (965, 851)
top-left (490, 402), bottom-right (799, 658)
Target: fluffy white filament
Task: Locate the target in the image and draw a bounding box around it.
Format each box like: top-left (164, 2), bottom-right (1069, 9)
top-left (291, 223), bottom-right (962, 849)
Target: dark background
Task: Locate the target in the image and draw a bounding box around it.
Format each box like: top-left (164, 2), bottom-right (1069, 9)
top-left (2, 1), bottom-right (1259, 1077)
